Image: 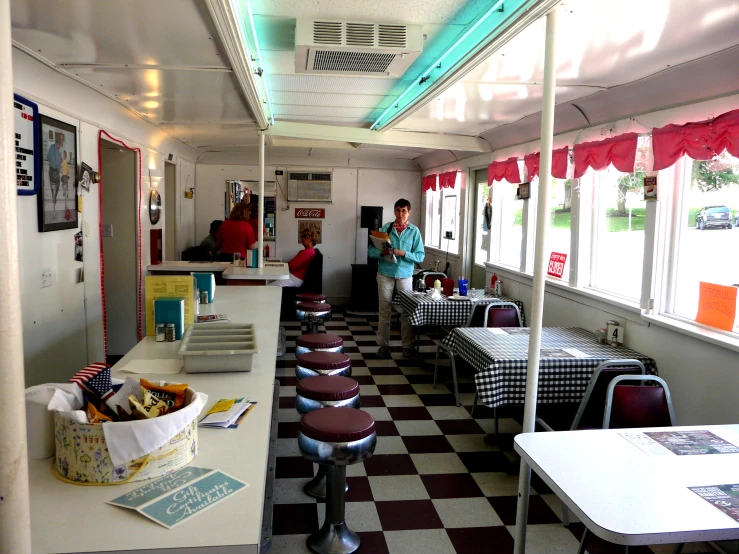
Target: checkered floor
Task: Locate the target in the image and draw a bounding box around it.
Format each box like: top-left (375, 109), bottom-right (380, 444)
top-left (271, 311), bottom-right (714, 554)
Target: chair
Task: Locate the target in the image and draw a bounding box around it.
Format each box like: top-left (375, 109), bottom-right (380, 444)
top-left (423, 272), bottom-right (447, 289)
top-left (280, 249), bottom-right (323, 321)
top-left (576, 375), bottom-right (676, 554)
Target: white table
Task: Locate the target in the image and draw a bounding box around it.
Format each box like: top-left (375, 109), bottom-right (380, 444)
top-left (514, 425), bottom-right (739, 546)
top-left (147, 261), bottom-right (232, 273)
top-left (28, 287), bottom-right (281, 553)
top-left (222, 263), bottom-right (290, 285)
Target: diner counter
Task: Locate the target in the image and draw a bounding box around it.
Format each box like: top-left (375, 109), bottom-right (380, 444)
top-left (28, 286), bottom-right (281, 554)
top-left (222, 263), bottom-right (290, 281)
top-left (147, 261), bottom-right (232, 273)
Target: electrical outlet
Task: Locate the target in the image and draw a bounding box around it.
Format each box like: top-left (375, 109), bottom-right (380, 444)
top-left (40, 268), bottom-right (52, 288)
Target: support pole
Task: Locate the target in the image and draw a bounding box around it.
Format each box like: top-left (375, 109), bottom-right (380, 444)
top-left (258, 130), bottom-right (265, 268)
top-left (513, 7), bottom-right (558, 554)
top-left (0, 0), bottom-right (33, 550)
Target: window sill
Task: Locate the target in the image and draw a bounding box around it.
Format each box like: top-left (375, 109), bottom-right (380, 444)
top-left (642, 313), bottom-right (739, 354)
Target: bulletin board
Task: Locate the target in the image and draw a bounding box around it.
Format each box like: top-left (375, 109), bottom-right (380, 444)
top-left (14, 93), bottom-right (40, 195)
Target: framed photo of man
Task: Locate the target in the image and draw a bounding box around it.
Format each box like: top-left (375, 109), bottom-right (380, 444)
top-left (38, 115), bottom-right (78, 232)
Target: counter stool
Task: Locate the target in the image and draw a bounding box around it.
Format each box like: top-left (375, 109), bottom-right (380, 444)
top-left (296, 301), bottom-right (332, 334)
top-left (296, 352), bottom-right (352, 381)
top-left (296, 293), bottom-right (326, 304)
top-left (296, 376), bottom-right (360, 499)
top-left (296, 334), bottom-right (344, 357)
top-left (298, 408), bottom-right (376, 554)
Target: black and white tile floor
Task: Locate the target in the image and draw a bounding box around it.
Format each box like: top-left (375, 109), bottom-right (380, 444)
top-left (271, 311), bottom-right (714, 554)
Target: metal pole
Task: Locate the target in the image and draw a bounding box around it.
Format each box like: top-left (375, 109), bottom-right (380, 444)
top-left (0, 0), bottom-right (33, 550)
top-left (258, 130), bottom-right (264, 268)
top-left (513, 7), bottom-right (558, 554)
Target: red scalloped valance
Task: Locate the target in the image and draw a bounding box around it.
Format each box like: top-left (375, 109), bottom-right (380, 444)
top-left (488, 157), bottom-right (521, 185)
top-left (422, 174), bottom-right (438, 193)
top-left (652, 109), bottom-right (739, 171)
top-left (438, 171), bottom-right (457, 189)
top-left (573, 133), bottom-right (638, 178)
top-left (523, 147), bottom-right (569, 180)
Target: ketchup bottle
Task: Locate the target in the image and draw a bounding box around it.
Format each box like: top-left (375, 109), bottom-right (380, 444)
top-left (490, 273), bottom-right (498, 289)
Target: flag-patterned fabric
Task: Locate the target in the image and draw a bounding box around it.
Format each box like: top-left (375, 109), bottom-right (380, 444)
top-left (70, 362), bottom-right (114, 402)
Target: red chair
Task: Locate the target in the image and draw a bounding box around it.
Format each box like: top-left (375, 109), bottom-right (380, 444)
top-left (485, 302), bottom-right (522, 328)
top-left (603, 375), bottom-right (676, 429)
top-left (423, 272), bottom-right (446, 289)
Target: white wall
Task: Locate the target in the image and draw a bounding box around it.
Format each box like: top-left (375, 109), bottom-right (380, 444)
top-left (195, 163), bottom-right (422, 304)
top-left (12, 49), bottom-right (199, 385)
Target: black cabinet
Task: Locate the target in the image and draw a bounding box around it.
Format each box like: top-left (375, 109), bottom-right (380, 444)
top-left (350, 263), bottom-right (379, 312)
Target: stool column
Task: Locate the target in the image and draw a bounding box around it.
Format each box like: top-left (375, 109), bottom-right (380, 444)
top-left (308, 465), bottom-right (359, 554)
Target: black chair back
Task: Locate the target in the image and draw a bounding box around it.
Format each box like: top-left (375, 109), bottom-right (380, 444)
top-left (301, 249), bottom-right (323, 293)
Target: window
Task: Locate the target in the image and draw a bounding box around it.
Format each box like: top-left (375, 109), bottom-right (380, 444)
top-left (496, 180), bottom-right (523, 268)
top-left (473, 181), bottom-right (491, 265)
top-left (423, 173), bottom-right (461, 254)
top-left (424, 186), bottom-right (440, 249)
top-left (668, 152), bottom-right (739, 331)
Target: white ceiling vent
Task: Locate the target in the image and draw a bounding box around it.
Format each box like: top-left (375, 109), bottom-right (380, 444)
top-left (295, 20), bottom-right (423, 77)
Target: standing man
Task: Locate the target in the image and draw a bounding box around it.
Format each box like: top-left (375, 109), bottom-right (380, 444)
top-left (368, 199), bottom-right (425, 359)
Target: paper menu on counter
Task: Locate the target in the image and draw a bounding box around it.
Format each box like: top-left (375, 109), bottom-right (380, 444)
top-left (690, 484), bottom-right (739, 523)
top-left (145, 275), bottom-right (195, 336)
top-left (108, 466), bottom-right (248, 529)
top-left (199, 397), bottom-right (254, 428)
top-left (620, 430), bottom-right (739, 457)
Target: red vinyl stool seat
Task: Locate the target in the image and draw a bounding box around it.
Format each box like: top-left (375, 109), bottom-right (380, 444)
top-left (296, 302), bottom-right (332, 334)
top-left (296, 351), bottom-right (351, 380)
top-left (296, 333), bottom-right (344, 356)
top-left (296, 293), bottom-right (326, 304)
top-left (300, 407), bottom-right (375, 444)
top-left (296, 376), bottom-right (360, 413)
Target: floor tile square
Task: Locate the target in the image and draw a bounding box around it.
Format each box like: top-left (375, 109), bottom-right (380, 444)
top-left (426, 406), bottom-right (472, 420)
top-left (363, 454), bottom-right (418, 476)
top-left (505, 523), bottom-right (583, 553)
top-left (277, 376), bottom-right (298, 387)
top-left (446, 434), bottom-right (497, 453)
top-left (387, 407), bottom-right (432, 420)
top-left (276, 438), bottom-right (301, 458)
top-left (278, 408), bottom-right (301, 422)
top-left (365, 359), bottom-right (398, 367)
top-left (359, 384), bottom-right (380, 396)
top-left (488, 495), bottom-right (560, 525)
top-left (360, 395), bottom-right (386, 407)
top-left (316, 501), bottom-right (383, 532)
top-left (268, 533), bottom-right (312, 554)
top-left (394, 420), bottom-right (443, 436)
top-left (369, 475), bottom-right (429, 501)
top-left (382, 394), bottom-right (424, 407)
top-left (350, 366), bottom-right (372, 376)
top-left (375, 500), bottom-right (444, 531)
top-left (384, 529), bottom-right (456, 554)
top-left (435, 419), bottom-right (485, 435)
top-left (279, 386), bottom-right (296, 398)
top-left (432, 497), bottom-right (503, 528)
top-left (471, 472), bottom-right (522, 497)
top-left (446, 526), bottom-right (514, 554)
top-left (367, 366), bottom-right (404, 376)
top-left (374, 420), bottom-right (400, 436)
top-left (274, 478), bottom-right (317, 505)
top-left (456, 451), bottom-right (512, 473)
top-left (402, 435), bottom-right (454, 454)
top-left (354, 375), bottom-right (377, 385)
top-left (344, 476), bottom-right (374, 502)
top-left (400, 366), bottom-right (433, 376)
top-left (412, 383), bottom-right (451, 395)
top-left (410, 453), bottom-right (467, 475)
top-left (276, 456), bottom-right (315, 479)
top-left (355, 531), bottom-right (390, 553)
top-left (374, 376), bottom-right (410, 386)
top-left (374, 436), bottom-right (409, 455)
top-left (279, 396), bottom-right (296, 409)
top-left (272, 503), bottom-right (318, 535)
top-left (346, 462), bottom-right (367, 477)
top-left (277, 421), bottom-right (301, 439)
top-left (421, 473), bottom-right (484, 499)
top-left (477, 418), bottom-right (523, 435)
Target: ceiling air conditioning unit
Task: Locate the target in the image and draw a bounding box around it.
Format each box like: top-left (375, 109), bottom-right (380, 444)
top-left (288, 171), bottom-right (333, 203)
top-left (295, 20), bottom-right (423, 77)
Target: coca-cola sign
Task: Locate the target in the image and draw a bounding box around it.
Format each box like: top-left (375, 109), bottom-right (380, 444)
top-left (295, 208), bottom-right (325, 218)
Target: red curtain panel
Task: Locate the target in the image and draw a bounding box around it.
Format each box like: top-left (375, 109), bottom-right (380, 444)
top-left (487, 156), bottom-right (521, 185)
top-left (422, 173), bottom-right (438, 192)
top-left (652, 109), bottom-right (739, 171)
top-left (573, 133), bottom-right (638, 178)
top-left (523, 146), bottom-right (569, 180)
top-left (438, 170), bottom-right (458, 189)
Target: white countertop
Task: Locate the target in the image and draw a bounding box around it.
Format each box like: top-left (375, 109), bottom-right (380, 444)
top-left (515, 425), bottom-right (739, 545)
top-left (29, 287), bottom-right (281, 554)
top-left (222, 263), bottom-right (290, 280)
top-left (147, 261), bottom-right (232, 272)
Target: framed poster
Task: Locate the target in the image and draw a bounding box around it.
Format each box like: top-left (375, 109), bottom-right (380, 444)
top-left (14, 94), bottom-right (40, 195)
top-left (298, 220), bottom-right (322, 244)
top-left (38, 115), bottom-right (78, 232)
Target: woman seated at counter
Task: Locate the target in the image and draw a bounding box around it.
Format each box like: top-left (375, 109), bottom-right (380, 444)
top-left (269, 228), bottom-right (317, 287)
top-left (210, 203), bottom-right (257, 261)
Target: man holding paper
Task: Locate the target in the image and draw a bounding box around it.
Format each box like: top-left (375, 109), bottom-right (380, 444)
top-left (368, 199), bottom-right (425, 359)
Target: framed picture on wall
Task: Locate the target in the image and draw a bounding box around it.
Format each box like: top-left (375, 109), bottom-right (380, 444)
top-left (37, 115), bottom-right (78, 232)
top-left (298, 220), bottom-right (322, 244)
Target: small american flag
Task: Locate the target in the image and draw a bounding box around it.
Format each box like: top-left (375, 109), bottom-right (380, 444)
top-left (70, 362), bottom-right (114, 402)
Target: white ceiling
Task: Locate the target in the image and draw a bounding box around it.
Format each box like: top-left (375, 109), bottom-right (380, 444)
top-left (10, 0), bottom-right (739, 167)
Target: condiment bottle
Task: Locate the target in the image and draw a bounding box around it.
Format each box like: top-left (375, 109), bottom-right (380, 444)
top-left (434, 279), bottom-right (441, 291)
top-left (155, 324), bottom-right (165, 342)
top-left (490, 273), bottom-right (498, 289)
top-left (165, 323), bottom-right (176, 342)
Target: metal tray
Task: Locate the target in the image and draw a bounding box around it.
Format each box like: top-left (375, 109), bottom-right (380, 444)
top-left (178, 323), bottom-right (258, 373)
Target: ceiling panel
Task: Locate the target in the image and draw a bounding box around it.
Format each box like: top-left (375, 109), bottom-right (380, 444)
top-left (70, 67), bottom-right (254, 125)
top-left (268, 74), bottom-right (399, 96)
top-left (271, 91), bottom-right (391, 110)
top-left (11, 0), bottom-right (228, 67)
top-left (272, 104), bottom-right (372, 121)
top-left (163, 124), bottom-right (260, 148)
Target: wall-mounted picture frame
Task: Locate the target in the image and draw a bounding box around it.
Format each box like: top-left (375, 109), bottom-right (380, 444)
top-left (516, 182), bottom-right (531, 200)
top-left (38, 115), bottom-right (78, 232)
top-left (14, 94), bottom-right (40, 196)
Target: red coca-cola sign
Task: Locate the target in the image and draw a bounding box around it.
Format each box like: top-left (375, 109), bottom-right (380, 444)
top-left (295, 208), bottom-right (325, 218)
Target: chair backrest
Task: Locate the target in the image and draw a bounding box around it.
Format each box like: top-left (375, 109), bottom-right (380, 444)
top-left (466, 302), bottom-right (493, 327)
top-left (424, 272), bottom-right (447, 288)
top-left (571, 359), bottom-right (646, 430)
top-left (301, 249), bottom-right (323, 293)
top-left (603, 375), bottom-right (676, 429)
top-left (486, 302), bottom-right (522, 328)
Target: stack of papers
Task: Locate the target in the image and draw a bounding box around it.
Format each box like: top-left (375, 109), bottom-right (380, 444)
top-left (199, 397), bottom-right (254, 428)
top-left (196, 314), bottom-right (230, 324)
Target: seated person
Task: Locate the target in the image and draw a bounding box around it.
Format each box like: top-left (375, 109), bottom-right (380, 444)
top-left (211, 203), bottom-right (257, 261)
top-left (247, 203), bottom-right (260, 238)
top-left (199, 220), bottom-right (222, 253)
top-left (269, 228), bottom-right (317, 287)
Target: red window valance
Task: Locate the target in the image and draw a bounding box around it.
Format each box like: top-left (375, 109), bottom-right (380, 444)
top-left (438, 171), bottom-right (457, 189)
top-left (422, 174), bottom-right (437, 193)
top-left (573, 133), bottom-right (638, 178)
top-left (652, 109), bottom-right (739, 171)
top-left (523, 147), bottom-right (569, 180)
top-left (487, 157), bottom-right (521, 185)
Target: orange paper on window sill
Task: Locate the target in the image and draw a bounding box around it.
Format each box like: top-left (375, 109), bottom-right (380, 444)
top-left (695, 282), bottom-right (737, 331)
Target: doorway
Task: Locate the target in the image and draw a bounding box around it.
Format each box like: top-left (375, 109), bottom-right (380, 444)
top-left (164, 161), bottom-right (176, 260)
top-left (100, 140), bottom-right (138, 357)
top-left (469, 168), bottom-right (491, 288)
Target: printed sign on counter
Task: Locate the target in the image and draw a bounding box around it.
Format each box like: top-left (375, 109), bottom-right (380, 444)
top-left (547, 252), bottom-right (567, 278)
top-left (695, 282), bottom-right (737, 332)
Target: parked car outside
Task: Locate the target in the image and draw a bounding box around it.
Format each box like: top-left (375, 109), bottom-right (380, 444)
top-left (695, 206), bottom-right (733, 230)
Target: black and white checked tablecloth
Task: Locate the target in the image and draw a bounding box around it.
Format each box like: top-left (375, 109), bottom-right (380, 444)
top-left (394, 291), bottom-right (526, 327)
top-left (441, 327), bottom-right (657, 408)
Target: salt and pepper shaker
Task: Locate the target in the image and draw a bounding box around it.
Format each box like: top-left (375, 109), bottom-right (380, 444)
top-left (165, 323), bottom-right (176, 342)
top-left (155, 324), bottom-right (165, 342)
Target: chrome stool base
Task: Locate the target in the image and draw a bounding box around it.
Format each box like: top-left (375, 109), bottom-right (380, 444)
top-left (303, 466), bottom-right (348, 499)
top-left (306, 466), bottom-right (360, 554)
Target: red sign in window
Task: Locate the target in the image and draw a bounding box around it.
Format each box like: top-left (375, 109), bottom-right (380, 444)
top-left (547, 252), bottom-right (567, 278)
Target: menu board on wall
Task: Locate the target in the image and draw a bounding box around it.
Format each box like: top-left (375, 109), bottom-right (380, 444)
top-left (14, 94), bottom-right (39, 195)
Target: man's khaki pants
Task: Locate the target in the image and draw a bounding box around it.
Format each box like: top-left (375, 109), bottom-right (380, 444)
top-left (376, 273), bottom-right (415, 349)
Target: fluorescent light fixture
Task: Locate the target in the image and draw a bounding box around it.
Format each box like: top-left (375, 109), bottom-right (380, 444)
top-left (246, 2), bottom-right (275, 125)
top-left (370, 0), bottom-right (538, 131)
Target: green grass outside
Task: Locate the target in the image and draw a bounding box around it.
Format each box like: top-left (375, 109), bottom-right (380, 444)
top-left (512, 207), bottom-right (647, 231)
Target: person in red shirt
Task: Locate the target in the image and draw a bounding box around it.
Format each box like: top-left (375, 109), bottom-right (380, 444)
top-left (247, 203), bottom-right (260, 238)
top-left (270, 228), bottom-right (317, 287)
top-left (210, 203), bottom-right (257, 261)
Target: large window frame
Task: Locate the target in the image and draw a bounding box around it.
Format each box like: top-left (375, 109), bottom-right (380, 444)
top-left (424, 173), bottom-right (461, 255)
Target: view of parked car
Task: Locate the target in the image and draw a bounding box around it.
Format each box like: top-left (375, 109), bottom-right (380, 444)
top-left (695, 206), bottom-right (733, 230)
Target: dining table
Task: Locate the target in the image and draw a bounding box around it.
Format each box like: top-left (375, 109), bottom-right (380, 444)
top-left (394, 290), bottom-right (526, 327)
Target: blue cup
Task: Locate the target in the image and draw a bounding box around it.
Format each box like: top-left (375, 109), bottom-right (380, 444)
top-left (458, 279), bottom-right (468, 296)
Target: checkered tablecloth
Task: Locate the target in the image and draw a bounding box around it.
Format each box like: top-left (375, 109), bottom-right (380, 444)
top-left (394, 291), bottom-right (526, 327)
top-left (441, 327), bottom-right (657, 408)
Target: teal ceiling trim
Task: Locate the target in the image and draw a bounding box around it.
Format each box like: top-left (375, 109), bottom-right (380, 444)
top-left (235, 1), bottom-right (275, 126)
top-left (370, 0), bottom-right (539, 131)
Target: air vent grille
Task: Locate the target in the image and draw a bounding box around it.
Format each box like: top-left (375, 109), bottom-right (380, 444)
top-left (378, 24), bottom-right (407, 48)
top-left (313, 21), bottom-right (342, 44)
top-left (313, 50), bottom-right (395, 73)
top-left (311, 173), bottom-right (332, 181)
top-left (289, 172), bottom-right (311, 181)
top-left (346, 23), bottom-right (375, 46)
